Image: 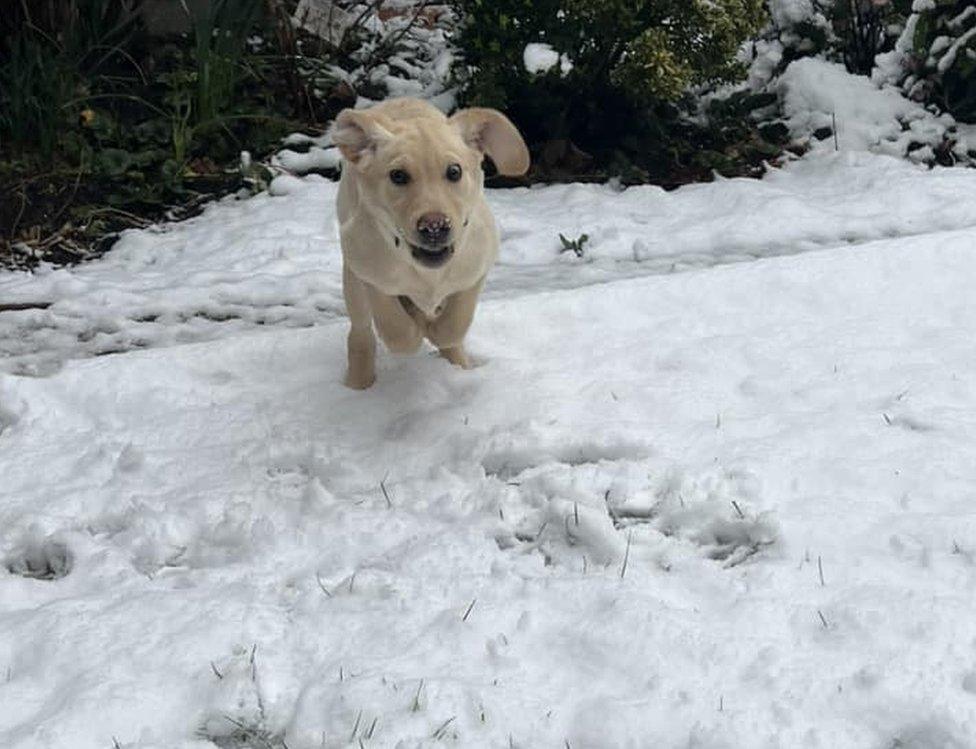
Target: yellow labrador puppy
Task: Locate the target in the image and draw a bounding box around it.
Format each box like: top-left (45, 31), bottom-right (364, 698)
top-left (332, 98), bottom-right (530, 389)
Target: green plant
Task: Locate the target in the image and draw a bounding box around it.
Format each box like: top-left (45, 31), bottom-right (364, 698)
top-left (0, 0), bottom-right (142, 156)
top-left (184, 0), bottom-right (265, 125)
top-left (558, 232), bottom-right (590, 258)
top-left (895, 0), bottom-right (976, 122)
top-left (451, 0), bottom-right (768, 181)
top-left (0, 34), bottom-right (74, 156)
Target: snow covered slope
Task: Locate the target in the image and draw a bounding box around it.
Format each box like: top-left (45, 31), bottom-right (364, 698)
top-left (4, 152), bottom-right (976, 377)
top-left (1, 181), bottom-right (975, 746)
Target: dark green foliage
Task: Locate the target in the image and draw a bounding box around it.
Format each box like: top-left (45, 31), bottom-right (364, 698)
top-left (189, 0), bottom-right (266, 124)
top-left (0, 0), bottom-right (307, 267)
top-left (0, 34), bottom-right (75, 156)
top-left (558, 232), bottom-right (589, 257)
top-left (0, 0), bottom-right (142, 156)
top-left (450, 0), bottom-right (773, 184)
top-left (904, 0), bottom-right (976, 122)
top-left (832, 0), bottom-right (900, 74)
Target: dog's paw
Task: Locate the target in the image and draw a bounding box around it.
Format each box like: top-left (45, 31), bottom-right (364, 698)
top-left (438, 346), bottom-right (473, 369)
top-left (344, 370), bottom-right (376, 390)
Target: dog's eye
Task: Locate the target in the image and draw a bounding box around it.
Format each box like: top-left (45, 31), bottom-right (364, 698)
top-left (445, 163), bottom-right (462, 182)
top-left (389, 169), bottom-right (411, 186)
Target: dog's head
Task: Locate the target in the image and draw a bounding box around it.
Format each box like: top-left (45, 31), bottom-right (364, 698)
top-left (332, 104), bottom-right (529, 269)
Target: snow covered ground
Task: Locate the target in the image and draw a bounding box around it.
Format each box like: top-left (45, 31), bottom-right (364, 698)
top-left (4, 151), bottom-right (976, 377)
top-left (2, 149), bottom-right (976, 748)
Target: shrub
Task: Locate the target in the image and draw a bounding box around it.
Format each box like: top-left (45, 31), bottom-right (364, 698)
top-left (882, 0), bottom-right (976, 122)
top-left (832, 0), bottom-right (903, 74)
top-left (450, 0), bottom-right (769, 181)
top-left (0, 0), bottom-right (142, 156)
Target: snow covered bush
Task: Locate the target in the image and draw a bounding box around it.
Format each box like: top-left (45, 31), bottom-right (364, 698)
top-left (878, 0), bottom-right (976, 122)
top-left (747, 0), bottom-right (906, 87)
top-left (744, 0), bottom-right (833, 88)
top-left (833, 0), bottom-right (903, 73)
top-left (450, 0), bottom-right (769, 182)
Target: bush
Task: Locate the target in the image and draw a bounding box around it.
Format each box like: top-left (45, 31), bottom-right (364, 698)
top-left (450, 0), bottom-right (769, 182)
top-left (884, 0), bottom-right (976, 122)
top-left (0, 0), bottom-right (142, 156)
top-left (832, 0), bottom-right (903, 74)
top-left (0, 0), bottom-right (302, 267)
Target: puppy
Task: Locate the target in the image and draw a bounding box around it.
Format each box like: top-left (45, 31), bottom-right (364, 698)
top-left (332, 98), bottom-right (530, 389)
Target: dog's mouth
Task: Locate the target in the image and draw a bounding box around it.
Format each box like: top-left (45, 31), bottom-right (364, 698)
top-left (409, 242), bottom-right (455, 268)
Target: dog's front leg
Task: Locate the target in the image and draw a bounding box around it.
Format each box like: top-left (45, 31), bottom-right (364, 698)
top-left (425, 276), bottom-right (486, 369)
top-left (365, 284), bottom-right (425, 355)
top-left (343, 264), bottom-right (377, 390)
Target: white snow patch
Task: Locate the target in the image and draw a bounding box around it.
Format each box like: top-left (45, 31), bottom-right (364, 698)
top-left (5, 152), bottom-right (976, 375)
top-left (778, 57), bottom-right (954, 156)
top-left (1, 224), bottom-right (976, 747)
top-left (523, 42), bottom-right (572, 75)
top-left (272, 146), bottom-right (342, 175)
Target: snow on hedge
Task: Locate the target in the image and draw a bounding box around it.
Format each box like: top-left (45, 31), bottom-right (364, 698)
top-left (777, 57), bottom-right (974, 161)
top-left (523, 42), bottom-right (573, 75)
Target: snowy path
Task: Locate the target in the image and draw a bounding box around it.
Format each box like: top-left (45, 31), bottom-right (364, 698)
top-left (3, 152), bottom-right (976, 377)
top-left (1, 165), bottom-right (976, 748)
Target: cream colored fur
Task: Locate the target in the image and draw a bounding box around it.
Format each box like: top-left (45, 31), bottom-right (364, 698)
top-left (333, 98), bottom-right (529, 389)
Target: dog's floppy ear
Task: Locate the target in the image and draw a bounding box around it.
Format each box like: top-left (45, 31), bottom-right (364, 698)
top-left (449, 108), bottom-right (530, 176)
top-left (331, 108), bottom-right (393, 167)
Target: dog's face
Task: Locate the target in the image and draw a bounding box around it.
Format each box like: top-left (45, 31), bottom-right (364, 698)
top-left (333, 105), bottom-right (529, 269)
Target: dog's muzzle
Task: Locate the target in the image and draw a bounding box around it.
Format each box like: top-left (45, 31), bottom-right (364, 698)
top-left (409, 242), bottom-right (455, 268)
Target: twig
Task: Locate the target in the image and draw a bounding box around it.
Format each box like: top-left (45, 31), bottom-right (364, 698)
top-left (9, 188), bottom-right (27, 240)
top-left (462, 598), bottom-right (476, 622)
top-left (411, 679), bottom-right (424, 711)
top-left (817, 555), bottom-right (825, 586)
top-left (316, 572), bottom-right (333, 597)
top-left (605, 489), bottom-right (618, 524)
top-left (210, 661), bottom-right (223, 679)
top-left (0, 302), bottom-right (53, 313)
top-left (431, 716), bottom-right (456, 740)
top-left (365, 0), bottom-right (433, 70)
top-left (380, 475), bottom-right (393, 509)
top-left (620, 530), bottom-right (633, 579)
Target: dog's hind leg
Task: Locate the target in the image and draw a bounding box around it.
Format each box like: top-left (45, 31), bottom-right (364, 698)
top-left (343, 264), bottom-right (377, 390)
top-left (426, 276), bottom-right (486, 370)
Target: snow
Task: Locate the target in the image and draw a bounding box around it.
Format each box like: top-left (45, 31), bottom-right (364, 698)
top-left (767, 0), bottom-right (818, 28)
top-left (777, 58), bottom-right (956, 157)
top-left (3, 179), bottom-right (976, 746)
top-left (4, 151), bottom-right (976, 379)
top-left (523, 43), bottom-right (572, 76)
top-left (936, 26), bottom-right (976, 73)
top-left (272, 146), bottom-right (342, 175)
top-left (3, 144), bottom-right (976, 747)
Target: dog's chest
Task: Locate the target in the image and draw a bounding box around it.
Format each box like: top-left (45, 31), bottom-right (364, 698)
top-left (401, 285), bottom-right (447, 318)
top-left (397, 295), bottom-right (443, 322)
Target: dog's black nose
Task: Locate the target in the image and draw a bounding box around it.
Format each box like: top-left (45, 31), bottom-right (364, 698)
top-left (416, 212), bottom-right (452, 246)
